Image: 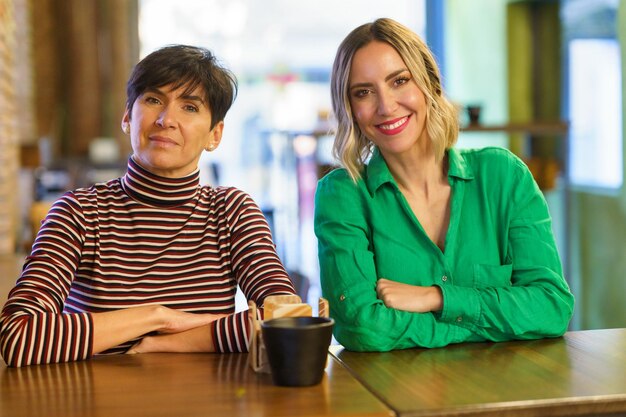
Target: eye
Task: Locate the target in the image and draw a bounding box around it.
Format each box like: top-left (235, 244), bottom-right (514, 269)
top-left (183, 104), bottom-right (199, 113)
top-left (352, 88), bottom-right (372, 99)
top-left (393, 76), bottom-right (410, 87)
top-left (144, 95), bottom-right (161, 105)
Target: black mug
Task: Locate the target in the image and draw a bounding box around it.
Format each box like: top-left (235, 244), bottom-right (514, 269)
top-left (261, 316), bottom-right (334, 387)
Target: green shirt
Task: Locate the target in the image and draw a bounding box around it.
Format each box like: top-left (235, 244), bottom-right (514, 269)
top-left (314, 147), bottom-right (574, 351)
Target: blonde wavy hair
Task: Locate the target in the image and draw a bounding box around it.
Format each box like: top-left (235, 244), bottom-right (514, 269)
top-left (330, 18), bottom-right (459, 181)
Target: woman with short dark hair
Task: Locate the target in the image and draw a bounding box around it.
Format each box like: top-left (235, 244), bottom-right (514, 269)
top-left (1, 45), bottom-right (296, 367)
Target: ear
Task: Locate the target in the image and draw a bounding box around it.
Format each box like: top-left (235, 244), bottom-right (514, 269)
top-left (121, 108), bottom-right (131, 134)
top-left (206, 121), bottom-right (224, 151)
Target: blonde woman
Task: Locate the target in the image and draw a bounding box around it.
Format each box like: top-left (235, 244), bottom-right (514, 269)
top-left (314, 18), bottom-right (574, 351)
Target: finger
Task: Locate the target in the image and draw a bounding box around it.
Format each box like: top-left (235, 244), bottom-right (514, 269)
top-left (126, 339), bottom-right (144, 354)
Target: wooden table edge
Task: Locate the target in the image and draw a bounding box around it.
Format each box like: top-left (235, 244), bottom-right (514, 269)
top-left (328, 344), bottom-right (626, 417)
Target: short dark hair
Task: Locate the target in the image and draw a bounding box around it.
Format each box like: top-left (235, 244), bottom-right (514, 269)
top-left (125, 45), bottom-right (238, 129)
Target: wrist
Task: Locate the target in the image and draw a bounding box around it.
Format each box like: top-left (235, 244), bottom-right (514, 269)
top-left (430, 286), bottom-right (443, 312)
top-left (147, 304), bottom-right (169, 332)
top-left (207, 321), bottom-right (217, 352)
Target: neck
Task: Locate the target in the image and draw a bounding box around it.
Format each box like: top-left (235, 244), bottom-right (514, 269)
top-left (384, 147), bottom-right (448, 198)
top-left (121, 158), bottom-right (200, 207)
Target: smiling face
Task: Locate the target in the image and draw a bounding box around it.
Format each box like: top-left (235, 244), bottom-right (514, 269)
top-left (121, 83), bottom-right (223, 178)
top-left (348, 40), bottom-right (429, 159)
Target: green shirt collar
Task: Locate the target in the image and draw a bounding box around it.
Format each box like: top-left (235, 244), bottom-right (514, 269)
top-left (365, 147), bottom-right (475, 195)
top-left (447, 147), bottom-right (475, 180)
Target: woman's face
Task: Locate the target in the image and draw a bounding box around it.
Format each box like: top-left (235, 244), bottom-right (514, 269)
top-left (348, 41), bottom-right (429, 157)
top-left (121, 83), bottom-right (222, 178)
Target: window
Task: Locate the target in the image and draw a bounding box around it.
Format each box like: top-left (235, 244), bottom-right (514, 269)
top-left (568, 38), bottom-right (623, 190)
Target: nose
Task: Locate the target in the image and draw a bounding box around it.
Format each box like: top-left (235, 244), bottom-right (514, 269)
top-left (155, 105), bottom-right (176, 128)
top-left (376, 89), bottom-right (398, 116)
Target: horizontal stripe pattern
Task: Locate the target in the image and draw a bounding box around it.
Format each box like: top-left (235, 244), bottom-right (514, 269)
top-left (0, 159), bottom-right (295, 366)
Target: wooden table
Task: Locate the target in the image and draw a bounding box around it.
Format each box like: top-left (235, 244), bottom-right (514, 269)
top-left (0, 352), bottom-right (393, 417)
top-left (2, 253), bottom-right (624, 417)
top-left (331, 328), bottom-right (626, 417)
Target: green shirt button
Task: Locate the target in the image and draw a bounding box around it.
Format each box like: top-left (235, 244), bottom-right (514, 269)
top-left (456, 316), bottom-right (463, 322)
top-left (442, 275), bottom-right (448, 282)
top-left (339, 294), bottom-right (346, 301)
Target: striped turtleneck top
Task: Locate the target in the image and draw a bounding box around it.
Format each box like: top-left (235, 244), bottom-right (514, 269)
top-left (0, 158), bottom-right (295, 367)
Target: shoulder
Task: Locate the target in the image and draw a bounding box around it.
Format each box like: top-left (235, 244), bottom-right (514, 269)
top-left (43, 182), bottom-right (120, 229)
top-left (69, 178), bottom-right (124, 202)
top-left (52, 180), bottom-right (109, 207)
top-left (315, 168), bottom-right (370, 222)
top-left (208, 185), bottom-right (255, 204)
top-left (458, 146), bottom-right (523, 165)
top-left (456, 147), bottom-right (529, 178)
top-left (318, 167), bottom-right (354, 185)
top-left (455, 148), bottom-right (541, 207)
top-left (205, 185), bottom-right (264, 217)
top-left (316, 167), bottom-right (364, 198)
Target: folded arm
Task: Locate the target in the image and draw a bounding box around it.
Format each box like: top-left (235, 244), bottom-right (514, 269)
top-left (95, 306), bottom-right (226, 354)
top-left (132, 190), bottom-right (297, 355)
top-left (314, 173), bottom-right (478, 351)
top-left (435, 160), bottom-right (574, 341)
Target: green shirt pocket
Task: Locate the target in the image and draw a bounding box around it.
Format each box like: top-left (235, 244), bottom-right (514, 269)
top-left (472, 263), bottom-right (513, 288)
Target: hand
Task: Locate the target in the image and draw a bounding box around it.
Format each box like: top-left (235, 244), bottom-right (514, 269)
top-left (127, 329), bottom-right (206, 354)
top-left (376, 278), bottom-right (443, 313)
top-left (92, 305), bottom-right (228, 355)
top-left (155, 306), bottom-right (228, 334)
top-left (127, 311), bottom-right (228, 354)
top-left (127, 334), bottom-right (164, 354)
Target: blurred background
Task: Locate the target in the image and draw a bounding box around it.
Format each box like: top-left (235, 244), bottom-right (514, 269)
top-left (0, 0), bottom-right (624, 329)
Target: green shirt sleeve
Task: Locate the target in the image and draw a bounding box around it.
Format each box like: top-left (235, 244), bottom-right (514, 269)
top-left (437, 154), bottom-right (575, 340)
top-left (314, 170), bottom-right (477, 351)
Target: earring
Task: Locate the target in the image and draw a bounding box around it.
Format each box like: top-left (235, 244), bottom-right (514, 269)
top-left (206, 144), bottom-right (214, 151)
top-left (123, 125), bottom-right (130, 134)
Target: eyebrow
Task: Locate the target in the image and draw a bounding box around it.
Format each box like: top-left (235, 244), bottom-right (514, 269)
top-left (179, 94), bottom-right (205, 104)
top-left (143, 87), bottom-right (206, 105)
top-left (349, 68), bottom-right (409, 91)
top-left (143, 87), bottom-right (166, 97)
